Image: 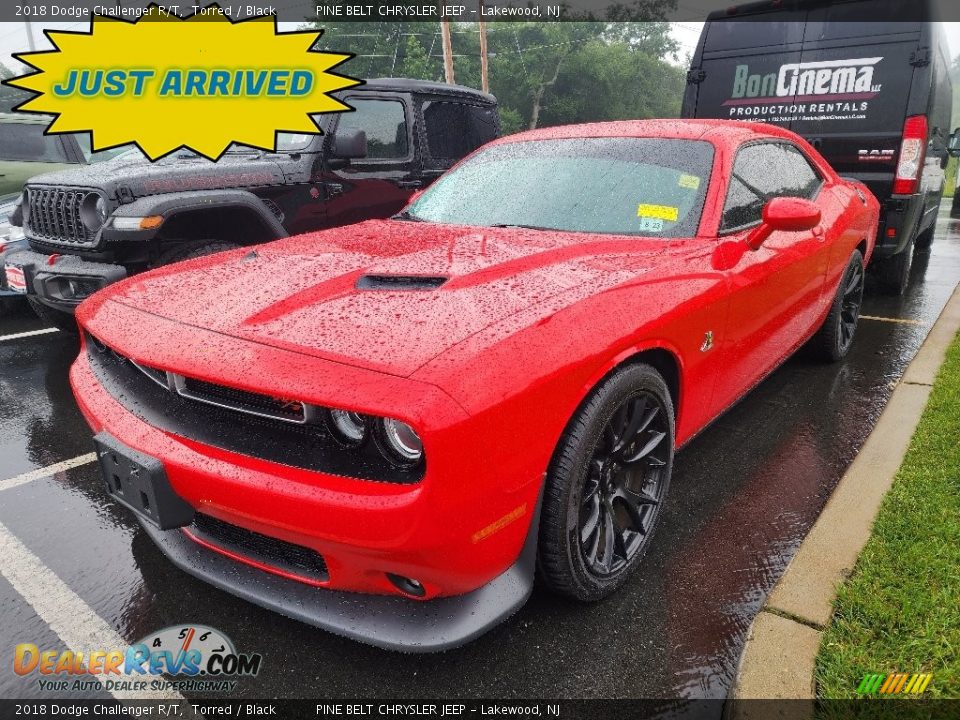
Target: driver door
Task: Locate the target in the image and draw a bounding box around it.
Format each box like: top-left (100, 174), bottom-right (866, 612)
top-left (322, 93), bottom-right (419, 228)
top-left (712, 141), bottom-right (831, 413)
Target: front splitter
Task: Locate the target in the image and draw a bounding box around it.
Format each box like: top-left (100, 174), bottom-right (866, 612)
top-left (139, 498), bottom-right (540, 653)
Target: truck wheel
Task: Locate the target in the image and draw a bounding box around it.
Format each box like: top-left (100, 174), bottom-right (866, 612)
top-left (156, 241), bottom-right (240, 266)
top-left (873, 240), bottom-right (913, 296)
top-left (27, 297), bottom-right (79, 334)
top-left (538, 363), bottom-right (674, 602)
top-left (913, 223), bottom-right (935, 252)
top-left (809, 250), bottom-right (865, 362)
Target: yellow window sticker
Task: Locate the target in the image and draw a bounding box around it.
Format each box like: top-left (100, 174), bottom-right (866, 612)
top-left (678, 174), bottom-right (701, 190)
top-left (637, 204), bottom-right (679, 222)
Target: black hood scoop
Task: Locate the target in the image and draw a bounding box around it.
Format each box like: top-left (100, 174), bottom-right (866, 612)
top-left (356, 275), bottom-right (448, 291)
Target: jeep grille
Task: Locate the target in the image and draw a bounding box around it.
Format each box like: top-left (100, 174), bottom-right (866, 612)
top-left (26, 188), bottom-right (98, 247)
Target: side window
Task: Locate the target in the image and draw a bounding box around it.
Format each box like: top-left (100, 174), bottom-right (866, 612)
top-left (0, 124), bottom-right (72, 163)
top-left (336, 98), bottom-right (409, 160)
top-left (422, 101), bottom-right (498, 162)
top-left (776, 144), bottom-right (822, 198)
top-left (721, 142), bottom-right (822, 231)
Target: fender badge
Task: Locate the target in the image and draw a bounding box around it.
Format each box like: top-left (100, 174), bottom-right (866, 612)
top-left (700, 331), bottom-right (714, 352)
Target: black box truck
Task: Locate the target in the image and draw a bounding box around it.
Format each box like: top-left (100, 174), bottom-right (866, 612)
top-left (681, 0), bottom-right (953, 294)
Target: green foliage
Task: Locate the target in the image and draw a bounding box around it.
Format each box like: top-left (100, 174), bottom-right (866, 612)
top-left (815, 331), bottom-right (960, 700)
top-left (310, 18), bottom-right (685, 130)
top-left (399, 34), bottom-right (439, 81)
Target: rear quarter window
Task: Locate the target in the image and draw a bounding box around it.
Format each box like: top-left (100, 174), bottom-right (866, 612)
top-left (422, 101), bottom-right (499, 165)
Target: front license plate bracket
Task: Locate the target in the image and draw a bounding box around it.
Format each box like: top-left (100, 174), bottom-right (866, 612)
top-left (94, 432), bottom-right (195, 530)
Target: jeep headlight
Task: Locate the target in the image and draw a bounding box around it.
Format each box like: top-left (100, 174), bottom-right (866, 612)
top-left (80, 193), bottom-right (107, 231)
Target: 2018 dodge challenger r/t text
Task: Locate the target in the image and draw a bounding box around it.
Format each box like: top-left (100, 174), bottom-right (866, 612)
top-left (69, 119), bottom-right (880, 651)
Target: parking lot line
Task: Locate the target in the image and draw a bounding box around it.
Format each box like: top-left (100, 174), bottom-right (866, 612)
top-left (0, 453), bottom-right (97, 491)
top-left (859, 315), bottom-right (928, 325)
top-left (0, 518), bottom-right (184, 700)
top-left (0, 327), bottom-right (60, 342)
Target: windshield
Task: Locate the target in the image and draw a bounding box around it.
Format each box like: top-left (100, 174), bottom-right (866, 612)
top-left (406, 137), bottom-right (715, 238)
top-left (75, 135), bottom-right (138, 164)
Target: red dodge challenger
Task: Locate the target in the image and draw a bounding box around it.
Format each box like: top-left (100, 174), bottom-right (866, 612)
top-left (70, 119), bottom-right (879, 651)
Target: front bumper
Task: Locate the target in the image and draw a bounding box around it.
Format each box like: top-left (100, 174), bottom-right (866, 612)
top-left (70, 302), bottom-right (544, 647)
top-left (140, 498), bottom-right (538, 652)
top-left (3, 248), bottom-right (126, 312)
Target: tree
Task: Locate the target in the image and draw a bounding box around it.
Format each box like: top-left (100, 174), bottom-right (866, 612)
top-left (308, 16), bottom-right (685, 131)
top-left (399, 34), bottom-right (440, 81)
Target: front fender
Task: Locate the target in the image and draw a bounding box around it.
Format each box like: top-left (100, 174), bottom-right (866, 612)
top-left (102, 189), bottom-right (288, 243)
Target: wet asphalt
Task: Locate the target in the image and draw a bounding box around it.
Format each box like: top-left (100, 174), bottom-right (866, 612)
top-left (0, 208), bottom-right (958, 703)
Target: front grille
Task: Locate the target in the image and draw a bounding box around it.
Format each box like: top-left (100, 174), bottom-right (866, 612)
top-left (178, 376), bottom-right (307, 423)
top-left (84, 336), bottom-right (424, 484)
top-left (26, 187), bottom-right (98, 246)
top-left (190, 513), bottom-right (328, 583)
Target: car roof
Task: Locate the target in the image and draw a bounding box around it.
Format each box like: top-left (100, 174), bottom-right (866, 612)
top-left (0, 112), bottom-right (54, 125)
top-left (492, 118), bottom-right (802, 146)
top-left (358, 78), bottom-right (496, 104)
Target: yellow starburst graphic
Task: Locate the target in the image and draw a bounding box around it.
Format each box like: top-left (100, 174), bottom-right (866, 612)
top-left (3, 4), bottom-right (361, 160)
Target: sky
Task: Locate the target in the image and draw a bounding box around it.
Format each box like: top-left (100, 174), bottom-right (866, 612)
top-left (1, 19), bottom-right (959, 76)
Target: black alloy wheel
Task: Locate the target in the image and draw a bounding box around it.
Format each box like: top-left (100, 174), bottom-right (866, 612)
top-left (810, 249), bottom-right (865, 363)
top-left (538, 362), bottom-right (675, 601)
top-left (578, 392), bottom-right (669, 576)
top-left (838, 256), bottom-right (865, 355)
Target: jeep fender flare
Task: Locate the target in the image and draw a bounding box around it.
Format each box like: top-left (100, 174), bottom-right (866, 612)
top-left (102, 189), bottom-right (288, 244)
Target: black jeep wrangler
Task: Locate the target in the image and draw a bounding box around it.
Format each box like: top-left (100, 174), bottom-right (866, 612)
top-left (3, 79), bottom-right (499, 330)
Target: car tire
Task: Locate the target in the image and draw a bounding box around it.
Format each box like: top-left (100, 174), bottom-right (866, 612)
top-left (27, 297), bottom-right (79, 334)
top-left (156, 241), bottom-right (240, 266)
top-left (873, 239), bottom-right (913, 296)
top-left (537, 362), bottom-right (675, 602)
top-left (913, 223), bottom-right (935, 252)
top-left (810, 249), bottom-right (865, 363)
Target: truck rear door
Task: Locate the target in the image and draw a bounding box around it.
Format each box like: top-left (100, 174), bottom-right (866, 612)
top-left (792, 4), bottom-right (923, 201)
top-left (683, 13), bottom-right (806, 126)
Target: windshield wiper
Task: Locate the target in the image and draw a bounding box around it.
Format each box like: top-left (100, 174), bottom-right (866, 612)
top-left (488, 222), bottom-right (554, 231)
top-left (391, 210), bottom-right (428, 222)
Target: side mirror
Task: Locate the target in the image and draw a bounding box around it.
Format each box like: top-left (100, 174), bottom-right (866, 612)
top-left (948, 127), bottom-right (960, 158)
top-left (331, 129), bottom-right (368, 161)
top-left (745, 197), bottom-right (821, 251)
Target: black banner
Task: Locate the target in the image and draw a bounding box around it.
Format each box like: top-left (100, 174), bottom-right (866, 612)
top-left (1, 700), bottom-right (959, 720)
top-left (1, 0), bottom-right (958, 23)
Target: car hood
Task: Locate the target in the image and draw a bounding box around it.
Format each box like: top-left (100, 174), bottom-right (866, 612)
top-left (103, 220), bottom-right (677, 377)
top-left (24, 152), bottom-right (286, 199)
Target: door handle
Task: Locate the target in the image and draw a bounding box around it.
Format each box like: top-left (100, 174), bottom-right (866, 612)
top-left (396, 180), bottom-right (424, 189)
top-left (813, 225), bottom-right (825, 240)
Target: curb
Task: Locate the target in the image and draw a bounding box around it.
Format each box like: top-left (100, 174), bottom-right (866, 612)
top-left (728, 280), bottom-right (960, 710)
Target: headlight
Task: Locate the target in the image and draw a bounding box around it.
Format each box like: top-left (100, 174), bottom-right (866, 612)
top-left (96, 196), bottom-right (108, 225)
top-left (80, 193), bottom-right (107, 232)
top-left (327, 409), bottom-right (369, 447)
top-left (377, 418), bottom-right (423, 467)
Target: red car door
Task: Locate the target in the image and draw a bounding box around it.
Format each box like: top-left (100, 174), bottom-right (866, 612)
top-left (711, 141), bottom-right (831, 414)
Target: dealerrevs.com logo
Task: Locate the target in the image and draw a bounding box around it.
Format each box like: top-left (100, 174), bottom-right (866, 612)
top-left (14, 625), bottom-right (262, 694)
